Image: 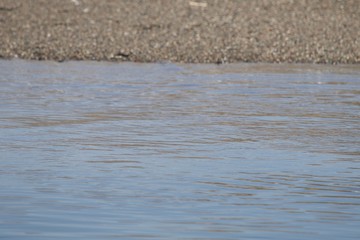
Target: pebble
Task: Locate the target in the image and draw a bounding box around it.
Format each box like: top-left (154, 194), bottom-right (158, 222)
top-left (0, 0), bottom-right (359, 63)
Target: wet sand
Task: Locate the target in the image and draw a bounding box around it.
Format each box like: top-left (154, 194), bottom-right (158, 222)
top-left (0, 0), bottom-right (359, 63)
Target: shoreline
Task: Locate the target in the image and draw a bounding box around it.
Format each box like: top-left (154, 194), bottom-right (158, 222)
top-left (1, 57), bottom-right (360, 66)
top-left (1, 0), bottom-right (359, 64)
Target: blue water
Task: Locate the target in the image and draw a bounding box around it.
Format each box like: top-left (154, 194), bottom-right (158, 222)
top-left (0, 60), bottom-right (359, 239)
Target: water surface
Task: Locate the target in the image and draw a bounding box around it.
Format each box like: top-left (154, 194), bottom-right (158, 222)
top-left (0, 60), bottom-right (359, 239)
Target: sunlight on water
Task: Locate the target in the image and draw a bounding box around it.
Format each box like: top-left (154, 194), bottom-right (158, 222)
top-left (0, 60), bottom-right (359, 239)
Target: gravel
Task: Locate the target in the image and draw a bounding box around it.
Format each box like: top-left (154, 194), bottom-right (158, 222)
top-left (0, 0), bottom-right (359, 63)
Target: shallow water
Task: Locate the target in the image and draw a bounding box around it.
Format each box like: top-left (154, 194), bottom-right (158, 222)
top-left (0, 60), bottom-right (359, 239)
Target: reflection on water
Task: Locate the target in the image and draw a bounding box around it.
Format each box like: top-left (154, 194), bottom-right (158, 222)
top-left (0, 60), bottom-right (359, 239)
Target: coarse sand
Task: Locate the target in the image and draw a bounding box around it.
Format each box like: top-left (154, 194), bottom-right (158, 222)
top-left (0, 0), bottom-right (359, 63)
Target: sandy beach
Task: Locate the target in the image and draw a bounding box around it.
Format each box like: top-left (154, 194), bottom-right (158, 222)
top-left (0, 0), bottom-right (359, 63)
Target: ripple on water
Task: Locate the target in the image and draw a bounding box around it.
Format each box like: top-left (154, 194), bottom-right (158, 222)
top-left (0, 60), bottom-right (359, 239)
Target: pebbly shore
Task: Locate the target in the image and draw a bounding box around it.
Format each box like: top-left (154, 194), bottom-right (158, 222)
top-left (0, 0), bottom-right (359, 63)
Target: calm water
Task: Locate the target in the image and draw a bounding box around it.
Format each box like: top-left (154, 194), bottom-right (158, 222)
top-left (0, 60), bottom-right (359, 239)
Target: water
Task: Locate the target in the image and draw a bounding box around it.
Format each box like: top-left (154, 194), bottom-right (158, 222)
top-left (0, 60), bottom-right (359, 239)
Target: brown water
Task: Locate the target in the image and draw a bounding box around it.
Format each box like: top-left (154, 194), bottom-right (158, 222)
top-left (0, 60), bottom-right (359, 239)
